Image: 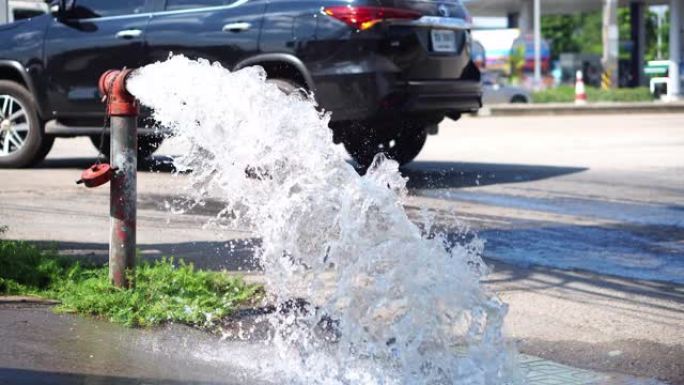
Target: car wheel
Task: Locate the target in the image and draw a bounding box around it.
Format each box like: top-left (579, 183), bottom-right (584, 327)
top-left (342, 120), bottom-right (427, 168)
top-left (89, 134), bottom-right (165, 161)
top-left (36, 135), bottom-right (56, 162)
top-left (510, 95), bottom-right (528, 103)
top-left (0, 81), bottom-right (51, 168)
top-left (266, 78), bottom-right (307, 99)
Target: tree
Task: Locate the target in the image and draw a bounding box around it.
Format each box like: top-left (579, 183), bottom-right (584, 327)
top-left (541, 12), bottom-right (602, 60)
top-left (651, 9), bottom-right (669, 60)
top-left (618, 8), bottom-right (668, 61)
top-left (540, 14), bottom-right (581, 59)
top-left (541, 8), bottom-right (668, 61)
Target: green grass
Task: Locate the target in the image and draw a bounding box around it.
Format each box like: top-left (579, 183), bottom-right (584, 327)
top-left (0, 239), bottom-right (260, 328)
top-left (532, 86), bottom-right (653, 103)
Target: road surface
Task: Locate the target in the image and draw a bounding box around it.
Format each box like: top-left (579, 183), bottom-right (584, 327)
top-left (1, 113), bottom-right (682, 384)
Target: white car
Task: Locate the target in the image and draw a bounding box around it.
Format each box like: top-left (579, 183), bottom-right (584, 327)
top-left (482, 79), bottom-right (531, 105)
top-left (2, 0), bottom-right (48, 24)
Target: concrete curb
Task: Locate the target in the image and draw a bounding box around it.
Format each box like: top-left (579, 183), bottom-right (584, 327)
top-left (0, 295), bottom-right (60, 305)
top-left (480, 101), bottom-right (684, 116)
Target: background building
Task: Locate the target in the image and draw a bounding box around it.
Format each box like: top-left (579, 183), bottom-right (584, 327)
top-left (466, 0), bottom-right (683, 97)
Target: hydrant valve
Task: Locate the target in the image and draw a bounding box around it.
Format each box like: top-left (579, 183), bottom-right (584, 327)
top-left (98, 69), bottom-right (139, 117)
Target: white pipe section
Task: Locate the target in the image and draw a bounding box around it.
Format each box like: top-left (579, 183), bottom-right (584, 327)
top-left (533, 0), bottom-right (542, 88)
top-left (669, 0), bottom-right (682, 97)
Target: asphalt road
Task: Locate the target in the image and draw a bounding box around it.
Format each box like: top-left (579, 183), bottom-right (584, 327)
top-left (1, 113), bottom-right (683, 384)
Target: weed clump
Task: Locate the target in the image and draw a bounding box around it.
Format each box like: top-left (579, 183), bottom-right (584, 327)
top-left (0, 240), bottom-right (260, 328)
top-left (0, 240), bottom-right (66, 293)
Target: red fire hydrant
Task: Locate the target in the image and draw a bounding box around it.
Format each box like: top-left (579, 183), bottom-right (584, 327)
top-left (98, 69), bottom-right (139, 288)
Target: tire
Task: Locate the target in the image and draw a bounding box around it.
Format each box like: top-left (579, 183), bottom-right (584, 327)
top-left (36, 135), bottom-right (56, 161)
top-left (510, 95), bottom-right (528, 103)
top-left (342, 119), bottom-right (428, 168)
top-left (0, 81), bottom-right (50, 168)
top-left (89, 134), bottom-right (164, 161)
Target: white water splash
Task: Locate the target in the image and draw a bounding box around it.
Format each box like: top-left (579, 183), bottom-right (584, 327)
top-left (128, 56), bottom-right (521, 385)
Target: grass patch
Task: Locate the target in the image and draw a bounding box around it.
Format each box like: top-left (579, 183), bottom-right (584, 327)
top-left (532, 86), bottom-right (653, 103)
top-left (0, 239), bottom-right (260, 328)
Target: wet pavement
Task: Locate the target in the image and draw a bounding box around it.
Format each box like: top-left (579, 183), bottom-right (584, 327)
top-left (408, 166), bottom-right (684, 284)
top-left (0, 303), bottom-right (260, 385)
top-left (0, 303), bottom-right (666, 385)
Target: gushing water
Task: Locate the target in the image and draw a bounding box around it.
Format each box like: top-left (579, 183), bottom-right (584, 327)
top-left (128, 56), bottom-right (521, 385)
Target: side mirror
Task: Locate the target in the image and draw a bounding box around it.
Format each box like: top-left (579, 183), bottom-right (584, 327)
top-left (50, 0), bottom-right (75, 18)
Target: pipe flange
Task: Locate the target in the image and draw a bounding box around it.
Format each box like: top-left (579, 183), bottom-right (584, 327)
top-left (98, 69), bottom-right (139, 117)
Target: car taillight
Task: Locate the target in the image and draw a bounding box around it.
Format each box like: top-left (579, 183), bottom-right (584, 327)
top-left (464, 10), bottom-right (472, 25)
top-left (323, 6), bottom-right (422, 31)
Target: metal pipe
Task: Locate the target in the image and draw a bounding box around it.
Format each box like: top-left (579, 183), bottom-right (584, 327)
top-left (669, 0), bottom-right (682, 98)
top-left (518, 0), bottom-right (533, 35)
top-left (630, 1), bottom-right (646, 87)
top-left (98, 69), bottom-right (139, 288)
top-left (602, 0), bottom-right (619, 89)
top-left (109, 113), bottom-right (137, 288)
top-left (533, 0), bottom-right (541, 89)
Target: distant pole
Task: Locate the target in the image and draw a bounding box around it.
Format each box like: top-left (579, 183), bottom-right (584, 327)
top-left (98, 70), bottom-right (139, 288)
top-left (669, 0), bottom-right (682, 98)
top-left (602, 0), bottom-right (619, 89)
top-left (533, 0), bottom-right (542, 89)
top-left (630, 1), bottom-right (646, 87)
top-left (519, 0), bottom-right (533, 35)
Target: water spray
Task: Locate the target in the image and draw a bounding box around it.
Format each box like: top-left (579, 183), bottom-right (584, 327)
top-left (126, 56), bottom-right (520, 384)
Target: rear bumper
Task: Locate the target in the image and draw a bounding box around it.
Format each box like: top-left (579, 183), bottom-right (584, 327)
top-left (403, 80), bottom-right (481, 113)
top-left (313, 72), bottom-right (482, 122)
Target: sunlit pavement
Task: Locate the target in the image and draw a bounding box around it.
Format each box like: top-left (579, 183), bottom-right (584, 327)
top-left (1, 113), bottom-right (682, 384)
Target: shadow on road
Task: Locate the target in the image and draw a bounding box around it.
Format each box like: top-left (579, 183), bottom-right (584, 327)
top-left (38, 157), bottom-right (588, 191)
top-left (403, 161), bottom-right (588, 190)
top-left (30, 239), bottom-right (261, 272)
top-left (479, 221), bottom-right (684, 285)
top-left (483, 256), bottom-right (684, 317)
top-left (27, 223), bottom-right (683, 315)
top-left (483, 259), bottom-right (684, 385)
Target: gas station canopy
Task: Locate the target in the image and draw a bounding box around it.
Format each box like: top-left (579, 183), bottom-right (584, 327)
top-left (465, 0), bottom-right (670, 17)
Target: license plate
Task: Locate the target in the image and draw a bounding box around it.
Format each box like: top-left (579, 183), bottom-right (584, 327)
top-left (430, 29), bottom-right (457, 53)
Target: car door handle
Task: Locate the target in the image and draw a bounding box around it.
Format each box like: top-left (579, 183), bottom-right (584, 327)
top-left (222, 22), bottom-right (251, 33)
top-left (115, 29), bottom-right (143, 39)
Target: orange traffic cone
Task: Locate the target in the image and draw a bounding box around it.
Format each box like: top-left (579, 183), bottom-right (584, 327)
top-left (575, 70), bottom-right (587, 105)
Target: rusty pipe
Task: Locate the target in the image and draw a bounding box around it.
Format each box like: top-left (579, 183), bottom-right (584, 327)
top-left (98, 69), bottom-right (139, 288)
top-left (98, 69), bottom-right (139, 117)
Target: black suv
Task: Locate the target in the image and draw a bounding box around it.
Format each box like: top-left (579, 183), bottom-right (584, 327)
top-left (0, 0), bottom-right (480, 168)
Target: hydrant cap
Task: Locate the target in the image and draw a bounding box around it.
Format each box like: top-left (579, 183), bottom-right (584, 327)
top-left (79, 163), bottom-right (114, 188)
